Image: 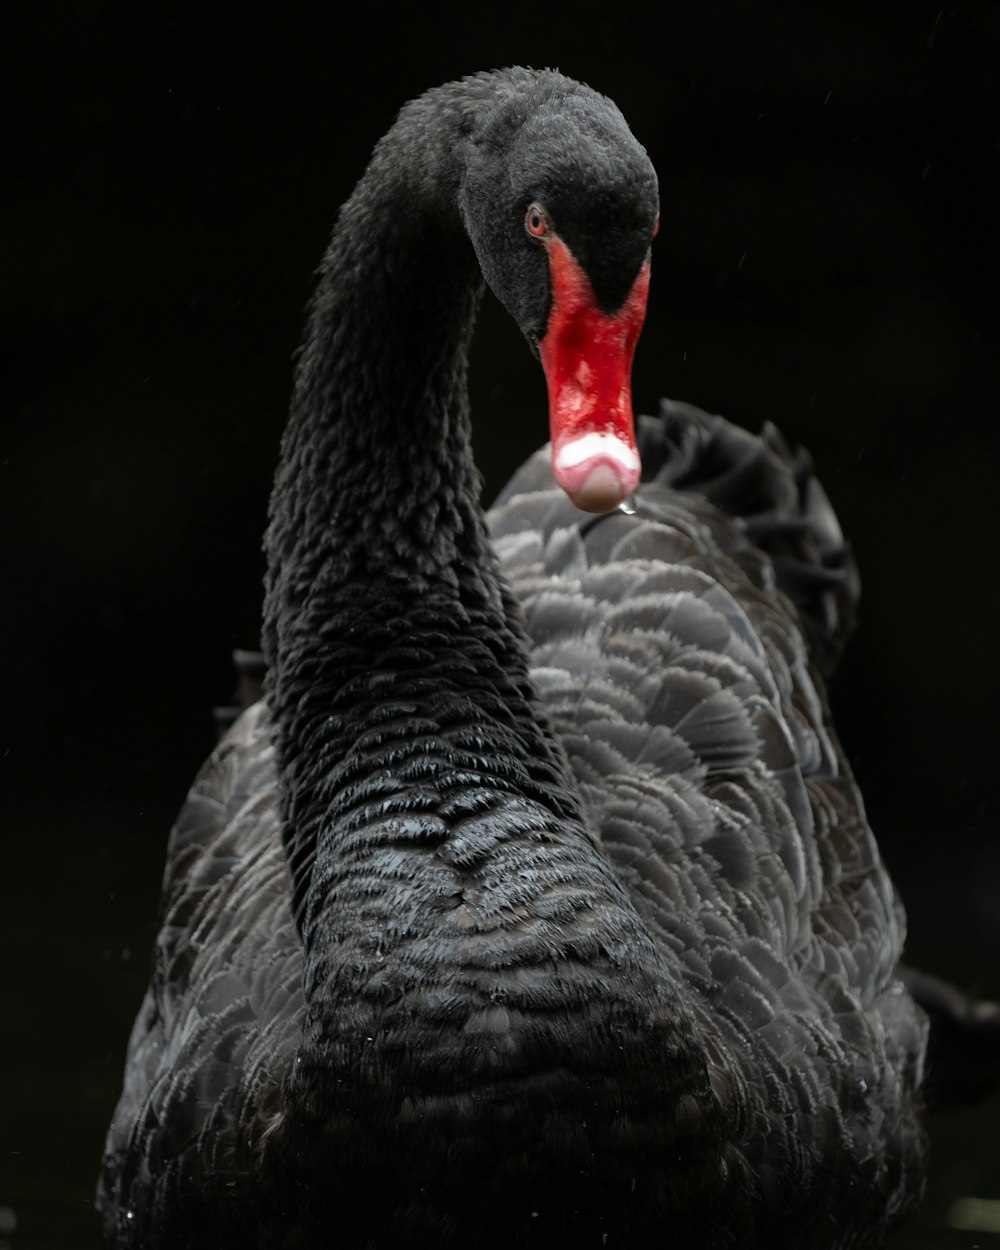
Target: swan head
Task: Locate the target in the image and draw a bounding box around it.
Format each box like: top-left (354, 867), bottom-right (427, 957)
top-left (461, 78), bottom-right (659, 513)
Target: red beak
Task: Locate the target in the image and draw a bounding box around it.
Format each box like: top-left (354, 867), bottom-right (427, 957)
top-left (539, 236), bottom-right (650, 513)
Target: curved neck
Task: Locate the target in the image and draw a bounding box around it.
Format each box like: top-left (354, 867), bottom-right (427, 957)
top-left (268, 95), bottom-right (484, 599)
top-left (263, 80), bottom-right (576, 934)
top-left (258, 74), bottom-right (735, 1223)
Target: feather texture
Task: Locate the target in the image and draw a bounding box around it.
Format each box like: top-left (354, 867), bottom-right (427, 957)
top-left (98, 70), bottom-right (942, 1250)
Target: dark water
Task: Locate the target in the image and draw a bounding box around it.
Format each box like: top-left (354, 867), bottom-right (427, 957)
top-left (3, 0), bottom-right (998, 1245)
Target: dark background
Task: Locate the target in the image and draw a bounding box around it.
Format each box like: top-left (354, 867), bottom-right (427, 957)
top-left (2, 1), bottom-right (998, 1246)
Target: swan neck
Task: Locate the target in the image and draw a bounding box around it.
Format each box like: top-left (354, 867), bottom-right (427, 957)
top-left (262, 78), bottom-right (570, 931)
top-left (257, 72), bottom-right (734, 1218)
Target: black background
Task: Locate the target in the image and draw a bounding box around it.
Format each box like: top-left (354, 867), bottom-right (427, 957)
top-left (2, 1), bottom-right (998, 1246)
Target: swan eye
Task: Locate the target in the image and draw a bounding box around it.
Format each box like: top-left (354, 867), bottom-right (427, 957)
top-left (525, 204), bottom-right (548, 237)
top-left (652, 215), bottom-right (660, 238)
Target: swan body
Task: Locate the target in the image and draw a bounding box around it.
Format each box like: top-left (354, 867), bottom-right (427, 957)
top-left (100, 69), bottom-right (931, 1248)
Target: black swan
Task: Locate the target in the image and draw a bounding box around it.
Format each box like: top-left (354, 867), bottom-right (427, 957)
top-left (98, 67), bottom-right (993, 1249)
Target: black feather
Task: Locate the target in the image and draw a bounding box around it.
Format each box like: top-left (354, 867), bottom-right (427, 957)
top-left (97, 68), bottom-right (992, 1250)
